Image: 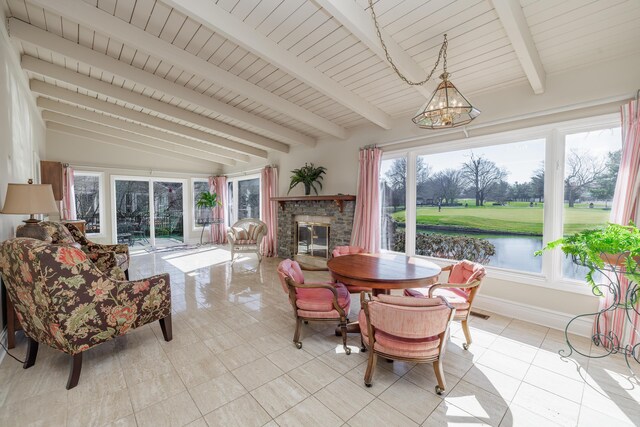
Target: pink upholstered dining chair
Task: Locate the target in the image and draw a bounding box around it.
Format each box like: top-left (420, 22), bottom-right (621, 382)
top-left (331, 245), bottom-right (371, 294)
top-left (360, 293), bottom-right (455, 394)
top-left (404, 260), bottom-right (486, 350)
top-left (277, 259), bottom-right (352, 354)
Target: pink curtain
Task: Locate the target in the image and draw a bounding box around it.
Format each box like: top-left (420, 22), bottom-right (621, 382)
top-left (351, 147), bottom-right (382, 253)
top-left (209, 176), bottom-right (227, 244)
top-left (261, 166), bottom-right (278, 257)
top-left (595, 98), bottom-right (640, 348)
top-left (62, 166), bottom-right (76, 220)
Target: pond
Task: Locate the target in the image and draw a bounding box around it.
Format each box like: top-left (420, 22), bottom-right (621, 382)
top-left (417, 229), bottom-right (543, 272)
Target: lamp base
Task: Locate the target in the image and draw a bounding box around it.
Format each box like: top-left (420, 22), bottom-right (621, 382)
top-left (16, 219), bottom-right (50, 241)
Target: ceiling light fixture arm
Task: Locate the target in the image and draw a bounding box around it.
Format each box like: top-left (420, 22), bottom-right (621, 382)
top-left (368, 0), bottom-right (447, 86)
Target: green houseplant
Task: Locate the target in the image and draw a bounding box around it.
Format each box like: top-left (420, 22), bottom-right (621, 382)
top-left (196, 191), bottom-right (221, 244)
top-left (535, 222), bottom-right (640, 291)
top-left (288, 163), bottom-right (327, 196)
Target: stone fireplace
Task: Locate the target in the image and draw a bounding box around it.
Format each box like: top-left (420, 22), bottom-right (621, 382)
top-left (272, 195), bottom-right (356, 262)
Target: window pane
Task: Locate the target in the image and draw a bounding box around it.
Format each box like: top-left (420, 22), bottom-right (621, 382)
top-left (380, 157), bottom-right (406, 253)
top-left (237, 178), bottom-right (260, 220)
top-left (563, 127), bottom-right (622, 280)
top-left (74, 174), bottom-right (101, 233)
top-left (414, 139), bottom-right (545, 272)
top-left (227, 181), bottom-right (234, 225)
top-left (193, 181), bottom-right (210, 227)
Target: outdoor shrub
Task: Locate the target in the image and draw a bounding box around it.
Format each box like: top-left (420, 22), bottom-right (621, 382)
top-left (393, 230), bottom-right (495, 264)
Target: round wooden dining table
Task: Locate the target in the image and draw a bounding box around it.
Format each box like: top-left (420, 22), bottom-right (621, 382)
top-left (327, 253), bottom-right (441, 295)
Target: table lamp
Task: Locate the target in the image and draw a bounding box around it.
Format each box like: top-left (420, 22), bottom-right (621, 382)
top-left (1, 179), bottom-right (59, 240)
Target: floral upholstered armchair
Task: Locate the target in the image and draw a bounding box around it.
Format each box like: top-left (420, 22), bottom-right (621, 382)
top-left (40, 221), bottom-right (130, 279)
top-left (0, 238), bottom-right (172, 389)
top-left (227, 218), bottom-right (267, 262)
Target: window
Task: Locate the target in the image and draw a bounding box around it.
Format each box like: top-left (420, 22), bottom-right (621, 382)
top-left (414, 139), bottom-right (545, 272)
top-left (380, 156), bottom-right (406, 253)
top-left (226, 175), bottom-right (260, 224)
top-left (193, 180), bottom-right (210, 228)
top-left (562, 127), bottom-right (622, 280)
top-left (379, 115), bottom-right (623, 291)
top-left (74, 172), bottom-right (103, 234)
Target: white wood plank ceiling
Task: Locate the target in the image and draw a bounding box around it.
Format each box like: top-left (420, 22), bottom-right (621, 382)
top-left (3, 0), bottom-right (640, 167)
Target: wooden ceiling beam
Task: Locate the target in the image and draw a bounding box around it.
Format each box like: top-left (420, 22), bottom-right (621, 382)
top-left (491, 0), bottom-right (546, 94)
top-left (9, 18), bottom-right (312, 147)
top-left (26, 1), bottom-right (347, 139)
top-left (167, 0), bottom-right (393, 130)
top-left (47, 122), bottom-right (219, 169)
top-left (32, 81), bottom-right (264, 161)
top-left (313, 0), bottom-right (432, 99)
top-left (39, 104), bottom-right (244, 165)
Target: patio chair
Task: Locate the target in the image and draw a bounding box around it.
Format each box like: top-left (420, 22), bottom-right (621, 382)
top-left (360, 293), bottom-right (455, 394)
top-left (277, 259), bottom-right (352, 354)
top-left (404, 260), bottom-right (486, 350)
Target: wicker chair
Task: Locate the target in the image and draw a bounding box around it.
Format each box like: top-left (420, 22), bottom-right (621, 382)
top-left (227, 218), bottom-right (267, 262)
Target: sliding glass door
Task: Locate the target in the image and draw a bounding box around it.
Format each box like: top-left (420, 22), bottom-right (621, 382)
top-left (112, 176), bottom-right (186, 249)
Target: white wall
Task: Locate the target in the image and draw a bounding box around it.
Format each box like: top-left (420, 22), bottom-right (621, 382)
top-left (0, 11), bottom-right (47, 326)
top-left (222, 52), bottom-right (640, 324)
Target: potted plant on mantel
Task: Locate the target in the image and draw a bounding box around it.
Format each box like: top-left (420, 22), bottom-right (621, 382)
top-left (288, 163), bottom-right (327, 196)
top-left (535, 222), bottom-right (640, 292)
top-left (196, 191), bottom-right (221, 244)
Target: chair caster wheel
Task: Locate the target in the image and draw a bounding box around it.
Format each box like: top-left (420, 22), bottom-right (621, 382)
top-left (360, 346), bottom-right (367, 353)
top-left (365, 382), bottom-right (372, 388)
top-left (435, 385), bottom-right (444, 395)
top-left (344, 347), bottom-right (351, 355)
top-left (463, 343), bottom-right (469, 350)
top-left (295, 342), bottom-right (302, 349)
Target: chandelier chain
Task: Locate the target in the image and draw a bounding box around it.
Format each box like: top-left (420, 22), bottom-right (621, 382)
top-left (368, 0), bottom-right (447, 86)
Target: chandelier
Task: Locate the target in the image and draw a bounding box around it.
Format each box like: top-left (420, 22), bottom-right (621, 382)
top-left (368, 1), bottom-right (480, 129)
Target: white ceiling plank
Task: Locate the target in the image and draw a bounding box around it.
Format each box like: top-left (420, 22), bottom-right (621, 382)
top-left (31, 81), bottom-right (261, 163)
top-left (9, 19), bottom-right (311, 148)
top-left (39, 106), bottom-right (243, 165)
top-left (165, 0), bottom-right (390, 130)
top-left (47, 122), bottom-right (220, 168)
top-left (23, 58), bottom-right (287, 155)
top-left (36, 94), bottom-right (262, 161)
top-left (313, 0), bottom-right (431, 99)
top-left (29, 0), bottom-right (347, 138)
top-left (491, 0), bottom-right (546, 94)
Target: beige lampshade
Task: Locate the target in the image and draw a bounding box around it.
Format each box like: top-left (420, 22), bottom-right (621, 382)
top-left (1, 183), bottom-right (59, 215)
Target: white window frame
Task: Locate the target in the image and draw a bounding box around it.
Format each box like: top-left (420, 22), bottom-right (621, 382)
top-left (74, 171), bottom-right (105, 238)
top-left (381, 113), bottom-right (620, 295)
top-left (191, 178), bottom-right (210, 231)
top-left (226, 173), bottom-right (262, 226)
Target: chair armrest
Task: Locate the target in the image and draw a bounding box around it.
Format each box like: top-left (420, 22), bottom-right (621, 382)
top-left (441, 264), bottom-right (454, 272)
top-left (227, 230), bottom-right (236, 244)
top-left (427, 280), bottom-right (481, 297)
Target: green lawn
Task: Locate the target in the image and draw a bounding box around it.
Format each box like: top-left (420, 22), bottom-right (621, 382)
top-left (390, 204), bottom-right (611, 235)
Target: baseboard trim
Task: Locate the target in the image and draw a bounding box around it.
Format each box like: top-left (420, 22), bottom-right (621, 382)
top-left (474, 294), bottom-right (593, 338)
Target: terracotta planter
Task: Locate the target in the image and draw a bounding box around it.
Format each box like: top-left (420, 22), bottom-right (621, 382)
top-left (599, 252), bottom-right (640, 267)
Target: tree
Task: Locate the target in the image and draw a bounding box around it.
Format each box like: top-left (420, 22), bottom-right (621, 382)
top-left (591, 149), bottom-right (621, 207)
top-left (461, 153), bottom-right (508, 206)
top-left (564, 149), bottom-right (606, 207)
top-left (530, 165), bottom-right (545, 202)
top-left (509, 181), bottom-right (531, 202)
top-left (431, 169), bottom-right (463, 205)
top-left (385, 157), bottom-right (430, 208)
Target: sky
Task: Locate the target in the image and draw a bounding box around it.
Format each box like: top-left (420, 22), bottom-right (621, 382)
top-left (381, 126), bottom-right (622, 185)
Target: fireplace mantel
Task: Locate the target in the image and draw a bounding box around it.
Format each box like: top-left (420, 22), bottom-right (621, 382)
top-left (271, 195), bottom-right (356, 213)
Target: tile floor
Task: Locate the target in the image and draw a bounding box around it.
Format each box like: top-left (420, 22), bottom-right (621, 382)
top-left (1, 246), bottom-right (639, 426)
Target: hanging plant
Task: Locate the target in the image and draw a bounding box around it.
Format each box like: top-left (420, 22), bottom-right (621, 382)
top-left (288, 163), bottom-right (327, 196)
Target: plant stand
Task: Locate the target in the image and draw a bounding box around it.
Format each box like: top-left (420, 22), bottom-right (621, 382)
top-left (199, 219), bottom-right (224, 245)
top-left (563, 254), bottom-right (640, 367)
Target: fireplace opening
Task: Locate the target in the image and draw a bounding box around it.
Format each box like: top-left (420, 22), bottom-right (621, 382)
top-left (296, 221), bottom-right (330, 259)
